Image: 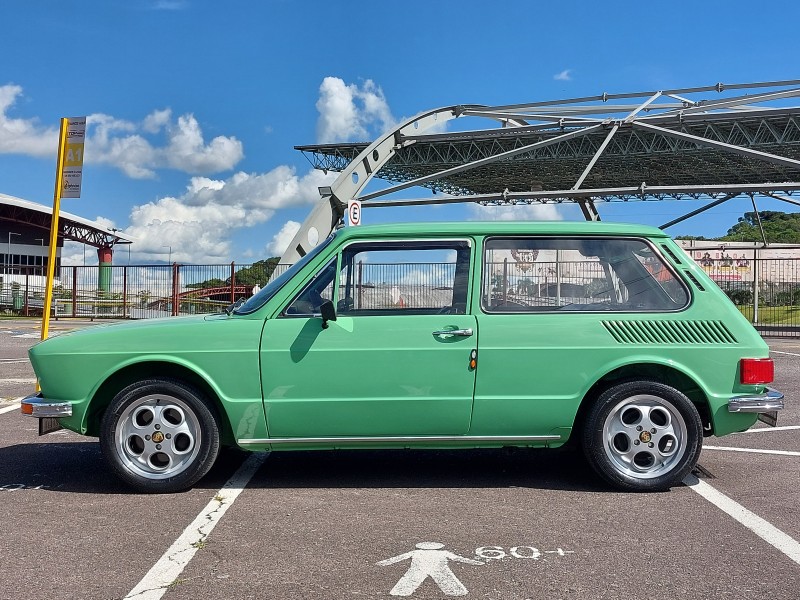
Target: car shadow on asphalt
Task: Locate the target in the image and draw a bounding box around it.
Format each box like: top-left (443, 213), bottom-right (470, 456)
top-left (0, 441), bottom-right (251, 495)
top-left (0, 442), bottom-right (619, 494)
top-left (246, 447), bottom-right (613, 493)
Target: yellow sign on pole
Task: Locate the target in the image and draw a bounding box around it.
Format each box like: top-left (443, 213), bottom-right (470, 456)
top-left (41, 116), bottom-right (86, 345)
top-left (62, 117), bottom-right (86, 198)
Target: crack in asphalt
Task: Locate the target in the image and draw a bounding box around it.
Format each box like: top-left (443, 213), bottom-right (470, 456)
top-left (123, 453), bottom-right (266, 600)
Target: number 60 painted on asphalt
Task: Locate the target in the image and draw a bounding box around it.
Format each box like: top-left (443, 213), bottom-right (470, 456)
top-left (475, 546), bottom-right (541, 560)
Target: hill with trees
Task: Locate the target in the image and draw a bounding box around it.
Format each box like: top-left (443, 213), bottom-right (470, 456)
top-left (186, 257), bottom-right (281, 289)
top-left (718, 211), bottom-right (800, 243)
top-left (677, 211), bottom-right (800, 244)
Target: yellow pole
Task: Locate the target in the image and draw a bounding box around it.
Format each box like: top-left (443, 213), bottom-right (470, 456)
top-left (41, 117), bottom-right (69, 342)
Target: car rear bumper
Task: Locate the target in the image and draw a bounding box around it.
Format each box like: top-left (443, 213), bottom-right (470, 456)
top-left (728, 388), bottom-right (784, 413)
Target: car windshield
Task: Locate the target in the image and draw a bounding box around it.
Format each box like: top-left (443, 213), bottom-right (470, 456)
top-left (233, 233), bottom-right (336, 315)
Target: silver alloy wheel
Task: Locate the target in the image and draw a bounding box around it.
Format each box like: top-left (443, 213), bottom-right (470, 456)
top-left (602, 394), bottom-right (688, 479)
top-left (115, 393), bottom-right (202, 480)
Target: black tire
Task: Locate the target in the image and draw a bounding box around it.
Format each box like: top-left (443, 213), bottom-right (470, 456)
top-left (100, 378), bottom-right (221, 493)
top-left (582, 380), bottom-right (702, 492)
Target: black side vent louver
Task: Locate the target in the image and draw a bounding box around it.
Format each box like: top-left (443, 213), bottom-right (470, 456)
top-left (602, 320), bottom-right (737, 344)
top-left (684, 271), bottom-right (705, 291)
top-left (660, 244), bottom-right (683, 265)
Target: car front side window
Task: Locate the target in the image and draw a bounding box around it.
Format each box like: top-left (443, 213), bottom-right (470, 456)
top-left (336, 240), bottom-right (472, 316)
top-left (283, 259), bottom-right (337, 316)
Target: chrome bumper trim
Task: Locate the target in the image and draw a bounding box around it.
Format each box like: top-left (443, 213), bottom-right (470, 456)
top-left (728, 388), bottom-right (784, 413)
top-left (238, 434), bottom-right (561, 446)
top-left (20, 393), bottom-right (73, 418)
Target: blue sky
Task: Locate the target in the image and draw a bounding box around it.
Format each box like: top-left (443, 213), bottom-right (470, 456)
top-left (1, 0), bottom-right (799, 265)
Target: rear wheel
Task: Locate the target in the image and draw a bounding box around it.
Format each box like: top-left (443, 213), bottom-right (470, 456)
top-left (100, 379), bottom-right (220, 493)
top-left (582, 380), bottom-right (702, 492)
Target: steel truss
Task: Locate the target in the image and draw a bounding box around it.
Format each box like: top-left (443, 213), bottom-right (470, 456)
top-left (282, 80), bottom-right (800, 264)
top-left (0, 194), bottom-right (132, 248)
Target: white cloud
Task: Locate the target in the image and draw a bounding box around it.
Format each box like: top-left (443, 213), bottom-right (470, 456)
top-left (399, 265), bottom-right (453, 286)
top-left (315, 77), bottom-right (397, 143)
top-left (5, 76), bottom-right (404, 268)
top-left (0, 84), bottom-right (243, 178)
top-left (61, 241), bottom-right (97, 267)
top-left (123, 167), bottom-right (335, 263)
top-left (142, 108), bottom-right (171, 133)
top-left (0, 84), bottom-right (59, 156)
top-left (87, 110), bottom-right (244, 178)
top-left (554, 69), bottom-right (572, 81)
top-left (469, 203), bottom-right (564, 221)
top-left (163, 113), bottom-right (243, 174)
top-left (266, 220), bottom-right (301, 256)
top-left (93, 215), bottom-right (117, 231)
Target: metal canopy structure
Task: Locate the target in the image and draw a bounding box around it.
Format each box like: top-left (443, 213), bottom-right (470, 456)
top-left (282, 79), bottom-right (800, 264)
top-left (0, 193), bottom-right (133, 248)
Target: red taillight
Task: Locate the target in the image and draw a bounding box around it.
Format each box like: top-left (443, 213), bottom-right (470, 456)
top-left (740, 358), bottom-right (774, 385)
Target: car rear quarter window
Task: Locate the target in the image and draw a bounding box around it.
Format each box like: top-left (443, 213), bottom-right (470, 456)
top-left (482, 237), bottom-right (689, 313)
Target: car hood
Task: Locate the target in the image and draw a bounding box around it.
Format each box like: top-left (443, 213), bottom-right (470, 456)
top-left (30, 314), bottom-right (232, 356)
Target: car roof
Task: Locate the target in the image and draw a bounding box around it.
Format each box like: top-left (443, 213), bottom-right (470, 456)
top-left (335, 220), bottom-right (670, 240)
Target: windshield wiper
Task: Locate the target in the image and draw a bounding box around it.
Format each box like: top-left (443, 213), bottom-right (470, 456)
top-left (224, 297), bottom-right (245, 316)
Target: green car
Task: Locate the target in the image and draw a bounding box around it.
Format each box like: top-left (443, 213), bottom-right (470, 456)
top-left (22, 222), bottom-right (783, 493)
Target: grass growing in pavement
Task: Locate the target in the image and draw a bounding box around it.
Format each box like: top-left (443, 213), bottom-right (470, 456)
top-left (737, 305), bottom-right (800, 325)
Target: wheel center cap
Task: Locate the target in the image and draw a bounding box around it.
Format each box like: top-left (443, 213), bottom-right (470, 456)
top-left (152, 431), bottom-right (165, 444)
top-left (639, 431), bottom-right (652, 443)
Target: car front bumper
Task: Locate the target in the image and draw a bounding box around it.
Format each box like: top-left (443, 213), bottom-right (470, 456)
top-left (20, 393), bottom-right (73, 418)
top-left (20, 393), bottom-right (72, 435)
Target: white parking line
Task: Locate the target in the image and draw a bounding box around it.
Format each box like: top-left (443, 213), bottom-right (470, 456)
top-left (733, 425), bottom-right (800, 434)
top-left (683, 474), bottom-right (800, 566)
top-left (124, 452), bottom-right (268, 600)
top-left (703, 445), bottom-right (800, 457)
top-left (772, 350), bottom-right (800, 357)
top-left (0, 402), bottom-right (21, 415)
top-left (0, 378), bottom-right (37, 384)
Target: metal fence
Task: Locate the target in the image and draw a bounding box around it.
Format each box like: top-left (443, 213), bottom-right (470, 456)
top-left (486, 259), bottom-right (609, 307)
top-left (2, 257), bottom-right (800, 337)
top-left (0, 263), bottom-right (290, 319)
top-left (344, 262), bottom-right (457, 310)
top-left (700, 258), bottom-right (800, 337)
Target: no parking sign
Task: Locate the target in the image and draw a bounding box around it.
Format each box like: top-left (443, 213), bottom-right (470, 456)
top-left (348, 199), bottom-right (362, 226)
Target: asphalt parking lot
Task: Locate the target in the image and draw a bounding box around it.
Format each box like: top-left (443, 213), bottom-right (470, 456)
top-left (0, 318), bottom-right (798, 600)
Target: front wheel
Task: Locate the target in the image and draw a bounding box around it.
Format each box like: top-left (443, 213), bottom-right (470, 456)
top-left (582, 380), bottom-right (702, 492)
top-left (100, 379), bottom-right (221, 493)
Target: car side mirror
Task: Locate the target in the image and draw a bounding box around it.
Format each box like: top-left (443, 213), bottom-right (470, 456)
top-left (320, 299), bottom-right (337, 329)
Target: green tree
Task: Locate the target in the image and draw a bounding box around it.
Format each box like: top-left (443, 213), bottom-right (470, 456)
top-left (185, 258), bottom-right (281, 290)
top-left (231, 258), bottom-right (280, 286)
top-left (185, 278), bottom-right (226, 290)
top-left (53, 284), bottom-right (72, 299)
top-left (719, 211), bottom-right (800, 243)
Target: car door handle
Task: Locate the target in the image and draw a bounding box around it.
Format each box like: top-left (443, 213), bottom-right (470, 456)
top-left (432, 328), bottom-right (474, 337)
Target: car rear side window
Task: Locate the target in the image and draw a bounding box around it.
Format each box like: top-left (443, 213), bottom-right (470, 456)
top-left (482, 237), bottom-right (689, 313)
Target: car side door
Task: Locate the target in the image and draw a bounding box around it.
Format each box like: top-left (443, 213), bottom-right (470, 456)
top-left (260, 238), bottom-right (478, 438)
